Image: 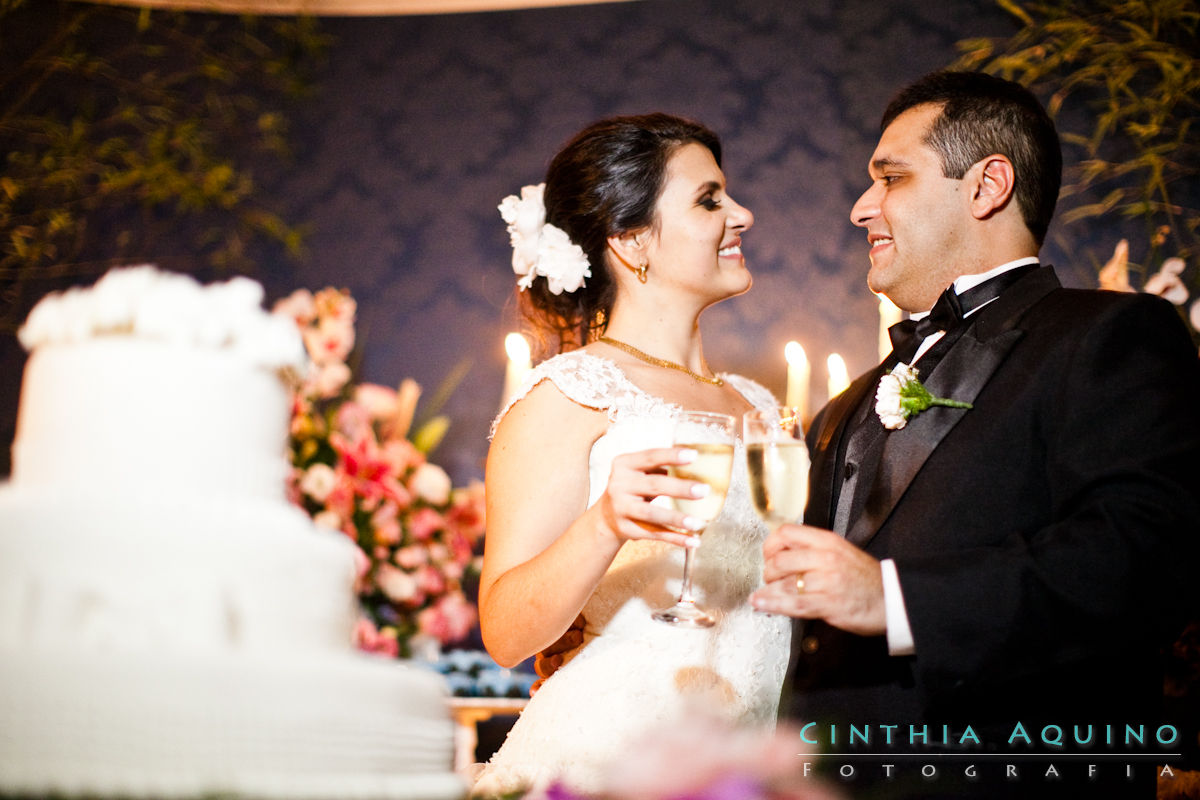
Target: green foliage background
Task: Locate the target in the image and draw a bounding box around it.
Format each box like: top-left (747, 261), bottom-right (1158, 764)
top-left (954, 0), bottom-right (1198, 320)
top-left (0, 0), bottom-right (326, 334)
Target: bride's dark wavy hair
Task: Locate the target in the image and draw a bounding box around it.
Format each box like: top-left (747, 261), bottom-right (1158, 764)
top-left (519, 113), bottom-right (722, 354)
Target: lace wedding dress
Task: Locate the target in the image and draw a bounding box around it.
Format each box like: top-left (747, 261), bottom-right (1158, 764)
top-left (471, 351), bottom-right (792, 796)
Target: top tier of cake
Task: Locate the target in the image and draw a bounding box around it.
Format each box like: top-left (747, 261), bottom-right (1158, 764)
top-left (12, 266), bottom-right (307, 502)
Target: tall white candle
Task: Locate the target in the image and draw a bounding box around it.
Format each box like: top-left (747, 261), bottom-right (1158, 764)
top-left (784, 341), bottom-right (810, 422)
top-left (878, 294), bottom-right (904, 361)
top-left (827, 353), bottom-right (850, 400)
top-left (502, 332), bottom-right (532, 408)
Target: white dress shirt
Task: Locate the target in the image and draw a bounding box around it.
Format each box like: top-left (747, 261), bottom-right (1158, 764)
top-left (880, 257), bottom-right (1040, 656)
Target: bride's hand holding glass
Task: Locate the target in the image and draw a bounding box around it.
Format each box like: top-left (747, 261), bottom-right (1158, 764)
top-left (652, 411), bottom-right (737, 628)
top-left (593, 447), bottom-right (712, 550)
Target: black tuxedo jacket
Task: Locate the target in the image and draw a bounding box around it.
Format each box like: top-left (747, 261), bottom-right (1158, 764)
top-left (783, 267), bottom-right (1200, 760)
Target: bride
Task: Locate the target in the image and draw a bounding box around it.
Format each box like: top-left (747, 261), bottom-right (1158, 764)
top-left (473, 113), bottom-right (791, 795)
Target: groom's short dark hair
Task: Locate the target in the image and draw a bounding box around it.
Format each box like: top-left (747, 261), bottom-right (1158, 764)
top-left (883, 70), bottom-right (1062, 247)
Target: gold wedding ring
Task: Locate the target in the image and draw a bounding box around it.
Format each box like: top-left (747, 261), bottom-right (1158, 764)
top-left (795, 575), bottom-right (806, 594)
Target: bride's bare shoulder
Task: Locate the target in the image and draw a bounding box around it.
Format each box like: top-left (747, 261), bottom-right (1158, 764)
top-left (491, 376), bottom-right (608, 453)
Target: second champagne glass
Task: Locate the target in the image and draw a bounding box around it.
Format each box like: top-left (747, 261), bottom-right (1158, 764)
top-left (744, 407), bottom-right (810, 531)
top-left (652, 411), bottom-right (736, 628)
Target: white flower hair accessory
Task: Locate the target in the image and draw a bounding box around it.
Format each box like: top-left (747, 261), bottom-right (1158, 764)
top-left (876, 362), bottom-right (973, 430)
top-left (498, 182), bottom-right (591, 295)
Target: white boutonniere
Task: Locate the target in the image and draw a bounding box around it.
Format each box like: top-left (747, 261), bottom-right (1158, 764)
top-left (875, 363), bottom-right (973, 430)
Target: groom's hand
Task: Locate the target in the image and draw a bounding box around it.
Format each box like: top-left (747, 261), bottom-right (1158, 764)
top-left (751, 523), bottom-right (886, 637)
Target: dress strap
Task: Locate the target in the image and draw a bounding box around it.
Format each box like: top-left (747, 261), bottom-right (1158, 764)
top-left (724, 373), bottom-right (780, 413)
top-left (490, 350), bottom-right (660, 439)
top-left (491, 353), bottom-right (779, 440)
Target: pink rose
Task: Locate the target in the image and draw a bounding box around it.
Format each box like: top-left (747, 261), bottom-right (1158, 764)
top-left (310, 361), bottom-right (352, 398)
top-left (302, 317), bottom-right (355, 366)
top-left (272, 288), bottom-right (316, 326)
top-left (406, 507), bottom-right (445, 541)
top-left (353, 617), bottom-right (399, 658)
top-left (395, 545), bottom-right (429, 569)
top-left (416, 564), bottom-right (446, 596)
top-left (371, 502), bottom-right (402, 546)
top-left (355, 383), bottom-right (399, 421)
top-left (382, 438), bottom-right (425, 476)
top-left (446, 480), bottom-right (486, 541)
top-left (441, 592), bottom-right (477, 641)
top-left (321, 476), bottom-right (357, 520)
top-left (445, 530), bottom-right (476, 566)
top-left (350, 544), bottom-right (371, 580)
top-left (415, 605), bottom-right (448, 642)
top-left (334, 400), bottom-right (374, 442)
top-left (417, 592), bottom-right (476, 644)
top-left (285, 474), bottom-right (303, 506)
top-left (375, 563), bottom-right (419, 604)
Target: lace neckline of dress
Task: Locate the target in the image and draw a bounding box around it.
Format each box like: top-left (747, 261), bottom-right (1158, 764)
top-left (556, 350), bottom-right (772, 426)
top-left (493, 348), bottom-right (775, 440)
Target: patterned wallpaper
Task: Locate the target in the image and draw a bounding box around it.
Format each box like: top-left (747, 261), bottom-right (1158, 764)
top-left (6, 0), bottom-right (1084, 483)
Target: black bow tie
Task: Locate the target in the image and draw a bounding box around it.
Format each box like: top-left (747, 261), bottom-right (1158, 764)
top-left (887, 264), bottom-right (1037, 362)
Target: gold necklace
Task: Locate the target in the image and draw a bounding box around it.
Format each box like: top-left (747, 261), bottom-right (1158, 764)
top-left (598, 336), bottom-right (724, 386)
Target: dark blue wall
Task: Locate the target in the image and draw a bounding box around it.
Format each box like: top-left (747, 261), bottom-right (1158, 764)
top-left (7, 1), bottom-right (1077, 484)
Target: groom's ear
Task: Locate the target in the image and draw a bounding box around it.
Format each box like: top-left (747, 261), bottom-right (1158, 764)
top-left (968, 155), bottom-right (1016, 220)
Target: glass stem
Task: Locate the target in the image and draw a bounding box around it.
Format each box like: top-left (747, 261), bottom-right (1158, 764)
top-left (678, 543), bottom-right (698, 605)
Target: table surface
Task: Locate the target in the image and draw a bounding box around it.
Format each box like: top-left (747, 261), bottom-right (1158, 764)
top-left (447, 696), bottom-right (529, 712)
top-left (446, 696), bottom-right (528, 772)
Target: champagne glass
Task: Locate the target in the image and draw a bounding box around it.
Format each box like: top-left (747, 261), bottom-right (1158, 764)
top-left (744, 407), bottom-right (810, 531)
top-left (652, 411), bottom-right (736, 628)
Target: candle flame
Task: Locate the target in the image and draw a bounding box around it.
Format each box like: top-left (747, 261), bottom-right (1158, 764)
top-left (827, 353), bottom-right (850, 397)
top-left (784, 340), bottom-right (807, 367)
top-left (504, 332), bottom-right (531, 363)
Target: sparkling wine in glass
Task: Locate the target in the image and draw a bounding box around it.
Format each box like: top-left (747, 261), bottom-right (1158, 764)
top-left (744, 407), bottom-right (810, 531)
top-left (652, 411), bottom-right (735, 628)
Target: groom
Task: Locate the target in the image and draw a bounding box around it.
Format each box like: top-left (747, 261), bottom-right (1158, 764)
top-left (750, 71), bottom-right (1200, 797)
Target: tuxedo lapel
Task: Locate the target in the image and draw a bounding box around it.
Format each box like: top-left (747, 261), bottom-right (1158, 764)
top-left (806, 366), bottom-right (885, 529)
top-left (843, 266), bottom-right (1062, 548)
top-left (845, 328), bottom-right (1023, 546)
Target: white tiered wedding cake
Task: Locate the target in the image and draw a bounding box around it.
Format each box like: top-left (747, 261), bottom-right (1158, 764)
top-left (0, 266), bottom-right (460, 799)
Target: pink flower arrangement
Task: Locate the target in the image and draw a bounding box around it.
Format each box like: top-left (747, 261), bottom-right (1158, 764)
top-left (274, 287), bottom-right (486, 658)
top-left (527, 714), bottom-right (843, 800)
top-left (1100, 238), bottom-right (1198, 345)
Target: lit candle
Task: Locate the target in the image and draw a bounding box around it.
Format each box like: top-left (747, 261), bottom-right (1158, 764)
top-left (784, 341), bottom-right (810, 422)
top-left (827, 353), bottom-right (850, 400)
top-left (878, 294), bottom-right (904, 361)
top-left (502, 332), bottom-right (532, 407)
